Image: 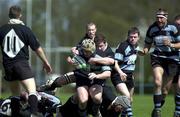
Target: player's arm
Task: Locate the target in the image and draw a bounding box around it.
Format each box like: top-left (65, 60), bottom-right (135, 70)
top-left (169, 42), bottom-right (180, 49)
top-left (35, 47), bottom-right (52, 74)
top-left (71, 47), bottom-right (79, 55)
top-left (114, 60), bottom-right (127, 81)
top-left (88, 70), bottom-right (111, 80)
top-left (88, 57), bottom-right (115, 65)
top-left (138, 43), bottom-right (151, 56)
top-left (163, 39), bottom-right (180, 49)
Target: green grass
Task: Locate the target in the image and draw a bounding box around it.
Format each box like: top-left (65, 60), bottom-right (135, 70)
top-left (1, 91), bottom-right (175, 117)
top-left (132, 94), bottom-right (174, 117)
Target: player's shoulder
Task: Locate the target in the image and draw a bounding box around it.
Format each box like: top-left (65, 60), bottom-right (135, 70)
top-left (117, 40), bottom-right (129, 49)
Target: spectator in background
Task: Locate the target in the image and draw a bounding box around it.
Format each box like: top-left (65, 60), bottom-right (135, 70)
top-left (139, 8), bottom-right (180, 117)
top-left (0, 5), bottom-right (52, 117)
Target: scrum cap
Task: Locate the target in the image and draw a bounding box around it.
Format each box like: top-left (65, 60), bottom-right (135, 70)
top-left (112, 96), bottom-right (131, 110)
top-left (81, 39), bottom-right (96, 53)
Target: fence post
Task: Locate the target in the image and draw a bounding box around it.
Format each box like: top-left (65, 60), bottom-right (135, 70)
top-left (139, 56), bottom-right (144, 95)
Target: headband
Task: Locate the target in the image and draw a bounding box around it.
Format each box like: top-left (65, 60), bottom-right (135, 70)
top-left (156, 13), bottom-right (168, 19)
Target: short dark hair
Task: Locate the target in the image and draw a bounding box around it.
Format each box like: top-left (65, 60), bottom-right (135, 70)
top-left (174, 15), bottom-right (180, 21)
top-left (94, 33), bottom-right (106, 45)
top-left (9, 5), bottom-right (22, 19)
top-left (127, 27), bottom-right (140, 36)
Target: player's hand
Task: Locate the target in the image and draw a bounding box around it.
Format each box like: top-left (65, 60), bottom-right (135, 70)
top-left (163, 38), bottom-right (171, 46)
top-left (88, 73), bottom-right (97, 80)
top-left (137, 49), bottom-right (145, 56)
top-left (43, 62), bottom-right (52, 74)
top-left (66, 56), bottom-right (75, 64)
top-left (119, 72), bottom-right (127, 81)
top-left (71, 47), bottom-right (79, 55)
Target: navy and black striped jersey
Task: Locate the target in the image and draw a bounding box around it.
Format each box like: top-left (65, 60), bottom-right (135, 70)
top-left (145, 22), bottom-right (180, 62)
top-left (114, 40), bottom-right (139, 73)
top-left (0, 24), bottom-right (40, 65)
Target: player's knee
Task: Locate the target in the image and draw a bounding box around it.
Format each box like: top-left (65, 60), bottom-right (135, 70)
top-left (92, 97), bottom-right (102, 104)
top-left (79, 96), bottom-right (88, 105)
top-left (154, 81), bottom-right (162, 89)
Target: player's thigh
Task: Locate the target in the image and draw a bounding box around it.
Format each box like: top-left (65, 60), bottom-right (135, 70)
top-left (21, 78), bottom-right (36, 93)
top-left (116, 83), bottom-right (130, 98)
top-left (176, 75), bottom-right (180, 92)
top-left (162, 78), bottom-right (172, 95)
top-left (89, 84), bottom-right (103, 101)
top-left (152, 65), bottom-right (164, 83)
top-left (77, 86), bottom-right (89, 102)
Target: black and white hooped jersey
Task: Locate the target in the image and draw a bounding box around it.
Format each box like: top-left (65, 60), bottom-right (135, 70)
top-left (0, 24), bottom-right (40, 65)
top-left (145, 22), bottom-right (180, 62)
top-left (114, 40), bottom-right (139, 73)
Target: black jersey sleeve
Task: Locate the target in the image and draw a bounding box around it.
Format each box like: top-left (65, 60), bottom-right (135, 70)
top-left (115, 42), bottom-right (127, 57)
top-left (145, 23), bottom-right (156, 44)
top-left (25, 27), bottom-right (40, 51)
top-left (106, 46), bottom-right (114, 58)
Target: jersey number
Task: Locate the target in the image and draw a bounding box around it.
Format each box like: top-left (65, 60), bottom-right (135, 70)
top-left (3, 29), bottom-right (24, 58)
top-left (5, 36), bottom-right (16, 52)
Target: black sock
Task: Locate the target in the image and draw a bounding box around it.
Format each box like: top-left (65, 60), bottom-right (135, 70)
top-left (175, 93), bottom-right (180, 114)
top-left (11, 97), bottom-right (21, 117)
top-left (28, 94), bottom-right (38, 114)
top-left (50, 78), bottom-right (59, 90)
top-left (153, 94), bottom-right (163, 110)
top-left (91, 103), bottom-right (101, 116)
top-left (78, 108), bottom-right (87, 117)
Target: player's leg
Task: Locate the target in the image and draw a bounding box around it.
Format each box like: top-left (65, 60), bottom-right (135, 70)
top-left (116, 83), bottom-right (130, 100)
top-left (3, 64), bottom-right (21, 96)
top-left (77, 86), bottom-right (89, 117)
top-left (111, 73), bottom-right (132, 117)
top-left (161, 76), bottom-right (172, 107)
top-left (89, 84), bottom-right (103, 117)
top-left (151, 65), bottom-right (164, 117)
top-left (58, 94), bottom-right (79, 117)
top-left (174, 70), bottom-right (180, 117)
top-left (122, 75), bottom-right (135, 117)
top-left (38, 72), bottom-right (75, 91)
top-left (52, 72), bottom-right (75, 87)
top-left (21, 78), bottom-right (39, 116)
top-left (126, 87), bottom-right (134, 117)
top-left (116, 84), bottom-right (132, 117)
